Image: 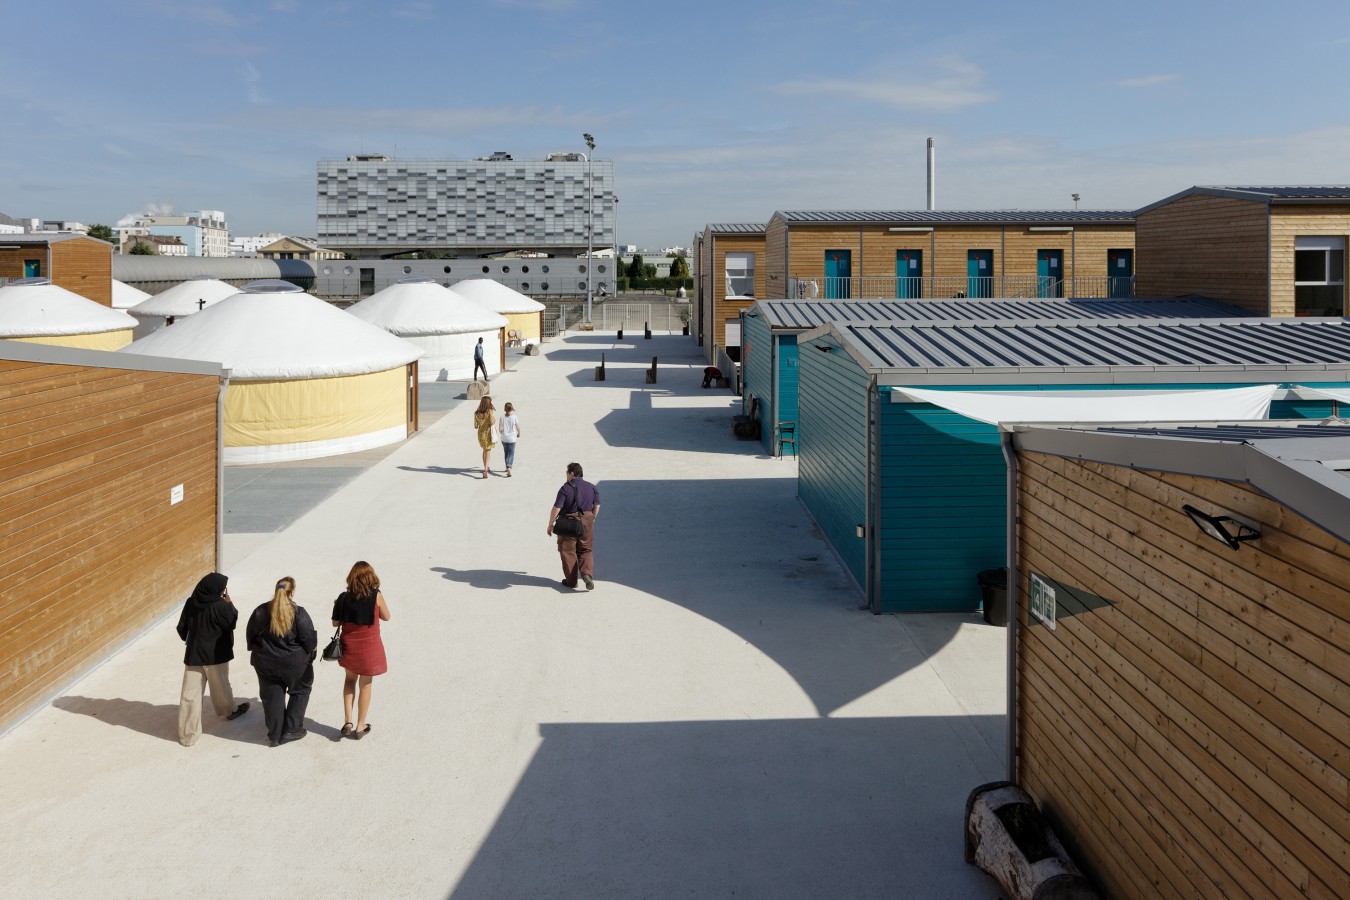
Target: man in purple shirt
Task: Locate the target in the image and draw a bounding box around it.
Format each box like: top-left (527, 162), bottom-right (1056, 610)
top-left (545, 462), bottom-right (601, 590)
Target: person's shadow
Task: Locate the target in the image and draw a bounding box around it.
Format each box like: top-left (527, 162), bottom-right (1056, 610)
top-left (431, 566), bottom-right (569, 591)
top-left (52, 696), bottom-right (261, 744)
top-left (398, 465), bottom-right (484, 478)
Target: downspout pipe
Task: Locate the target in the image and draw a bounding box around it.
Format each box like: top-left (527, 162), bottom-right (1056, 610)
top-left (216, 369), bottom-right (230, 570)
top-left (1001, 428), bottom-right (1020, 784)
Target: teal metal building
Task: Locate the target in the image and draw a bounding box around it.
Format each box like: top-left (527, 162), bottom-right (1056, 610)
top-left (792, 317), bottom-right (1350, 613)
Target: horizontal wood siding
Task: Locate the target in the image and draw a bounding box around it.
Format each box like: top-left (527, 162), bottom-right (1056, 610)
top-left (877, 399), bottom-right (1004, 611)
top-left (797, 336), bottom-right (871, 591)
top-left (710, 234), bottom-right (766, 351)
top-left (53, 238), bottom-right (113, 305)
top-left (0, 358), bottom-right (219, 731)
top-left (1136, 194), bottom-right (1270, 313)
top-left (697, 230), bottom-right (713, 358)
top-left (1270, 206), bottom-right (1350, 317)
top-left (740, 311), bottom-right (775, 451)
top-left (764, 217), bottom-right (789, 299)
top-left (1015, 450), bottom-right (1350, 898)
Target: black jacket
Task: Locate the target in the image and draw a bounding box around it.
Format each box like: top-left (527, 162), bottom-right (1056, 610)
top-left (176, 573), bottom-right (238, 666)
top-left (245, 602), bottom-right (318, 670)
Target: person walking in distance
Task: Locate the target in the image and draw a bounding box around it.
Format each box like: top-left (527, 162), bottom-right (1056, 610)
top-left (472, 336), bottom-right (489, 383)
top-left (474, 395), bottom-right (497, 478)
top-left (545, 462), bottom-right (601, 590)
top-left (499, 402), bottom-right (521, 477)
top-left (245, 576), bottom-right (317, 746)
top-left (175, 572), bottom-right (249, 746)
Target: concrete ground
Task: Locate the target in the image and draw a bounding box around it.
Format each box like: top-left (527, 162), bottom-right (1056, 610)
top-left (1, 333), bottom-right (1008, 899)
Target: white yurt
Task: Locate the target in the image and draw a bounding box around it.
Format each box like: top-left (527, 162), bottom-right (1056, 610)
top-left (111, 279), bottom-right (151, 310)
top-left (121, 280), bottom-right (423, 464)
top-left (127, 275), bottom-right (240, 339)
top-left (448, 279), bottom-right (546, 344)
top-left (0, 278), bottom-right (136, 349)
top-left (347, 277), bottom-right (509, 382)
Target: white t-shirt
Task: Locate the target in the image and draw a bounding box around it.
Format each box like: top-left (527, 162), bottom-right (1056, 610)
top-left (500, 414), bottom-right (519, 442)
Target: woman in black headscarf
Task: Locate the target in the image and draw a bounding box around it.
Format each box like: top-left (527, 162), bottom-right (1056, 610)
top-left (246, 576), bottom-right (317, 747)
top-left (176, 572), bottom-right (249, 746)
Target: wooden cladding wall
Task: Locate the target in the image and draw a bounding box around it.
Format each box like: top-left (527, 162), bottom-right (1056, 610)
top-left (1270, 206), bottom-right (1350, 317)
top-left (0, 238), bottom-right (113, 305)
top-left (0, 358), bottom-right (219, 731)
top-left (1135, 194), bottom-right (1271, 313)
top-left (710, 234), bottom-right (765, 352)
top-left (1014, 450), bottom-right (1349, 898)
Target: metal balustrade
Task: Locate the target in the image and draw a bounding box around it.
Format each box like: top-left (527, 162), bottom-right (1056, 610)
top-left (788, 274), bottom-right (1134, 300)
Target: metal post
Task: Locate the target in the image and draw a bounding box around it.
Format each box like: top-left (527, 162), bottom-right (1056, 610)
top-left (583, 133), bottom-right (596, 324)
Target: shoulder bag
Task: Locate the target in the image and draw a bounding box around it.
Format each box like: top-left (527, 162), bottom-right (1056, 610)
top-left (553, 483), bottom-right (585, 538)
top-left (321, 626), bottom-right (343, 661)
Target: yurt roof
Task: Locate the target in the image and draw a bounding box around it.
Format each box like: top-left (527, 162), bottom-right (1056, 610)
top-left (111, 279), bottom-right (151, 310)
top-left (0, 278), bottom-right (136, 337)
top-left (121, 281), bottom-right (422, 380)
top-left (449, 278), bottom-right (546, 313)
top-left (347, 278), bottom-right (509, 335)
top-left (130, 276), bottom-right (240, 317)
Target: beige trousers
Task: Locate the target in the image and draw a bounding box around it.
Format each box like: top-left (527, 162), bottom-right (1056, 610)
top-left (178, 663), bottom-right (234, 746)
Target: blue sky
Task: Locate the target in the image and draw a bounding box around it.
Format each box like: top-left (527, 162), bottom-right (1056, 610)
top-left (3, 0), bottom-right (1348, 251)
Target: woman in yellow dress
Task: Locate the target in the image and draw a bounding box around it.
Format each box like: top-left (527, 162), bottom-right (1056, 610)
top-left (474, 395), bottom-right (496, 478)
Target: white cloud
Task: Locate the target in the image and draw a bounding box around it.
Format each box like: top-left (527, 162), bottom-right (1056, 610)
top-left (1114, 74), bottom-right (1179, 88)
top-left (771, 55), bottom-right (997, 113)
top-left (240, 59), bottom-right (266, 105)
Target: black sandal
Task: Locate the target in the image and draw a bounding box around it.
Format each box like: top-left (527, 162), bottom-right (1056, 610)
top-left (353, 724), bottom-right (371, 739)
top-left (226, 702), bottom-right (250, 720)
top-left (340, 722), bottom-right (354, 738)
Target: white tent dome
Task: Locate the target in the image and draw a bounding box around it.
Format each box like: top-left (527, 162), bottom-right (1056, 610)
top-left (123, 281), bottom-right (422, 379)
top-left (449, 278), bottom-right (546, 313)
top-left (0, 279), bottom-right (136, 349)
top-left (122, 281), bottom-right (424, 464)
top-left (111, 279), bottom-right (151, 310)
top-left (128, 276), bottom-right (241, 339)
top-left (348, 278), bottom-right (508, 382)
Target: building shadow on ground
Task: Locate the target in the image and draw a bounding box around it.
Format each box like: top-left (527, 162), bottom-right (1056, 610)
top-left (591, 390), bottom-right (751, 455)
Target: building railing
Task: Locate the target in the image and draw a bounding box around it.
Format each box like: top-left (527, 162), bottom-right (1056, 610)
top-left (789, 274), bottom-right (1134, 300)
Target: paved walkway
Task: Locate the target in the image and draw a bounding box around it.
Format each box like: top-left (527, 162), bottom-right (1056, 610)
top-left (0, 333), bottom-right (1007, 899)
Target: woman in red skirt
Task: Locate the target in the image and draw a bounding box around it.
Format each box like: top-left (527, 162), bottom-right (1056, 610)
top-left (331, 560), bottom-right (390, 739)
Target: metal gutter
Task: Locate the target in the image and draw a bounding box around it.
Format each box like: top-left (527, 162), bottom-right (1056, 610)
top-left (216, 369), bottom-right (230, 571)
top-left (1002, 428), bottom-right (1020, 783)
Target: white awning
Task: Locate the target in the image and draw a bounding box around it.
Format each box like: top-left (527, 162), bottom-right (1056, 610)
top-left (1294, 385), bottom-right (1350, 405)
top-left (893, 385), bottom-right (1279, 425)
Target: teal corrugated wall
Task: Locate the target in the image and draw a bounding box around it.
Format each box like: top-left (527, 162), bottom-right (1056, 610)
top-left (798, 336), bottom-right (870, 591)
top-left (741, 312), bottom-right (774, 451)
top-left (777, 336), bottom-right (799, 449)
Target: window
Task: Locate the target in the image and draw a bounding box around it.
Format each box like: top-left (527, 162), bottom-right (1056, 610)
top-left (1294, 236), bottom-right (1346, 316)
top-left (725, 252), bottom-right (755, 298)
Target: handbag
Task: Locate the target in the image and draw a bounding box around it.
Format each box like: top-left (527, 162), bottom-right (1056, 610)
top-left (321, 626), bottom-right (343, 661)
top-left (553, 515), bottom-right (584, 538)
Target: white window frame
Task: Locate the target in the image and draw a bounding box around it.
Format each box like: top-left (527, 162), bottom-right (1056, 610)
top-left (724, 252), bottom-right (755, 299)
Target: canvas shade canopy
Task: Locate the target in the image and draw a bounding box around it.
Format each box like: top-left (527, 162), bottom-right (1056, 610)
top-left (449, 278), bottom-right (545, 343)
top-left (0, 278), bottom-right (135, 349)
top-left (122, 280), bottom-right (423, 464)
top-left (128, 276), bottom-right (240, 339)
top-left (111, 279), bottom-right (151, 310)
top-left (347, 277), bottom-right (508, 381)
top-left (894, 385), bottom-right (1280, 425)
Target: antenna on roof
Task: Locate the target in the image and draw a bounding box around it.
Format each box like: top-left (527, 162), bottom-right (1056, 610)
top-left (927, 138), bottom-right (936, 211)
top-left (1072, 193), bottom-right (1081, 210)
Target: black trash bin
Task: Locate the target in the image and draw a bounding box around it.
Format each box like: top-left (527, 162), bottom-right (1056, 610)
top-left (977, 568), bottom-right (1008, 627)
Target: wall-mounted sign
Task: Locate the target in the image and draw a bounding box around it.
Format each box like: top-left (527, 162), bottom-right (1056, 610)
top-left (170, 484), bottom-right (184, 506)
top-left (1029, 573), bottom-right (1057, 630)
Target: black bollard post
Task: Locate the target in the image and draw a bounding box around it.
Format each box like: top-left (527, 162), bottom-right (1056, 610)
top-left (644, 320), bottom-right (652, 340)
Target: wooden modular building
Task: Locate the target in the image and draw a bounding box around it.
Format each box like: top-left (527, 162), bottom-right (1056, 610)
top-left (1006, 420), bottom-right (1350, 898)
top-left (1135, 185), bottom-right (1350, 317)
top-left (0, 234), bottom-right (114, 306)
top-left (763, 210), bottom-right (1137, 304)
top-left (693, 223), bottom-right (765, 365)
top-left (793, 318), bottom-right (1350, 613)
top-left (0, 340), bottom-right (223, 733)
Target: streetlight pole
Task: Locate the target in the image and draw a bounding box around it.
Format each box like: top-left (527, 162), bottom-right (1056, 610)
top-left (583, 132), bottom-right (595, 324)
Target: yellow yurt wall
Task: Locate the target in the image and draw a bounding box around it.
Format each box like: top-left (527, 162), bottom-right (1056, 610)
top-left (10, 329), bottom-right (135, 350)
top-left (505, 311), bottom-right (541, 342)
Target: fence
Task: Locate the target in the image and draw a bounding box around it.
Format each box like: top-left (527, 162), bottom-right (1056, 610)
top-left (548, 301), bottom-right (691, 335)
top-left (790, 274), bottom-right (1134, 300)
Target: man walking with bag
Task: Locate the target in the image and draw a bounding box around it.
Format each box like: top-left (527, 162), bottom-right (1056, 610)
top-left (545, 462), bottom-right (600, 590)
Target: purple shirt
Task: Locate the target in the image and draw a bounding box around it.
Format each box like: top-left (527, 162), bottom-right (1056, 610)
top-left (554, 477), bottom-right (599, 513)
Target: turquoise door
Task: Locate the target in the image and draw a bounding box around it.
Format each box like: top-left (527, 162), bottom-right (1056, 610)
top-left (966, 250), bottom-right (993, 298)
top-left (896, 250), bottom-right (922, 299)
top-left (1108, 249), bottom-right (1133, 298)
top-left (825, 250), bottom-right (852, 299)
top-left (23, 259), bottom-right (40, 278)
top-left (1037, 250), bottom-right (1063, 298)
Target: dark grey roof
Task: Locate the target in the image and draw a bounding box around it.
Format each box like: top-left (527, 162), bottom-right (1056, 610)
top-left (704, 223), bottom-right (765, 234)
top-left (1012, 420), bottom-right (1350, 542)
top-left (1137, 185), bottom-right (1350, 216)
top-left (753, 298), bottom-right (1252, 330)
top-left (803, 318), bottom-right (1350, 385)
top-left (0, 233), bottom-right (92, 245)
top-left (771, 210), bottom-right (1134, 226)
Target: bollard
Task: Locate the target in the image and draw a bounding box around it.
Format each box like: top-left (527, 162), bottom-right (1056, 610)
top-left (644, 356), bottom-right (658, 384)
top-left (595, 352), bottom-right (606, 381)
top-left (644, 321), bottom-right (652, 340)
top-left (617, 327), bottom-right (624, 340)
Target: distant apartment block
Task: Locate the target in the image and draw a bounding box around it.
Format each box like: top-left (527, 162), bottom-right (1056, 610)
top-left (316, 152), bottom-right (615, 258)
top-left (257, 236), bottom-right (344, 261)
top-left (117, 210), bottom-right (230, 257)
top-left (230, 232), bottom-right (285, 257)
top-left (121, 234), bottom-right (188, 256)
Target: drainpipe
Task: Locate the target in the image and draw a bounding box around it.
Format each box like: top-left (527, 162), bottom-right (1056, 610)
top-left (867, 375), bottom-right (879, 613)
top-left (216, 369), bottom-right (230, 571)
top-left (1001, 428), bottom-right (1020, 783)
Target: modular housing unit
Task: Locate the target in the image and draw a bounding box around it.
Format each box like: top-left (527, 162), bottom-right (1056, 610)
top-left (741, 297), bottom-right (1252, 456)
top-left (794, 318), bottom-right (1350, 613)
top-left (1135, 185), bottom-right (1350, 317)
top-left (762, 210), bottom-right (1136, 303)
top-left (1007, 421), bottom-right (1350, 897)
top-left (0, 340), bottom-right (223, 731)
top-left (0, 234), bottom-right (113, 305)
top-left (693, 223), bottom-right (765, 363)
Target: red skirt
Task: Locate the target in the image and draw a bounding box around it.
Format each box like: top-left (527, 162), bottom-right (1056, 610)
top-left (339, 619), bottom-right (387, 676)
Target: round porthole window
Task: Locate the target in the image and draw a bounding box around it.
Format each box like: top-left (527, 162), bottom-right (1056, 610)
top-left (343, 266), bottom-right (353, 276)
top-left (541, 282), bottom-right (549, 291)
top-left (322, 266), bottom-right (332, 276)
top-left (521, 282), bottom-right (529, 291)
top-left (502, 265), bottom-right (510, 273)
top-left (402, 265), bottom-right (412, 274)
top-left (542, 265), bottom-right (550, 273)
top-left (521, 265), bottom-right (529, 274)
top-left (579, 281), bottom-right (587, 290)
top-left (481, 265), bottom-right (490, 273)
top-left (578, 265), bottom-right (586, 274)
top-left (443, 266), bottom-right (451, 274)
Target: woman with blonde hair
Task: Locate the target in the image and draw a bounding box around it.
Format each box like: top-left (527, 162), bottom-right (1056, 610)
top-left (331, 561), bottom-right (390, 739)
top-left (245, 576), bottom-right (318, 746)
top-left (474, 394), bottom-right (496, 479)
